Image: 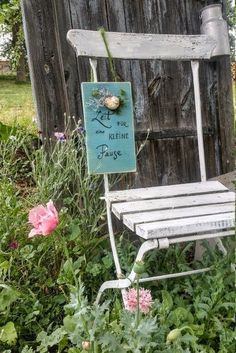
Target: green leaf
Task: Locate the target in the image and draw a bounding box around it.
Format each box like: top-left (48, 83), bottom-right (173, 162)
top-left (99, 332), bottom-right (124, 353)
top-left (159, 290), bottom-right (173, 323)
top-left (63, 315), bottom-right (76, 333)
top-left (102, 254), bottom-right (113, 269)
top-left (21, 346), bottom-right (35, 353)
top-left (189, 324), bottom-right (205, 337)
top-left (0, 322), bottom-right (17, 346)
top-left (161, 290), bottom-right (173, 310)
top-left (36, 328), bottom-right (66, 353)
top-left (0, 122), bottom-right (17, 141)
top-left (0, 287), bottom-right (19, 312)
top-left (68, 348), bottom-right (81, 353)
top-left (69, 222), bottom-right (81, 241)
top-left (167, 307), bottom-right (194, 326)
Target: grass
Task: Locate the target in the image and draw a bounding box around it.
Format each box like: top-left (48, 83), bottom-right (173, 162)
top-left (0, 75), bottom-right (36, 133)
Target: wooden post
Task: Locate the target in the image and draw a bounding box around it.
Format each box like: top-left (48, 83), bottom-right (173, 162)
top-left (21, 0), bottom-right (70, 137)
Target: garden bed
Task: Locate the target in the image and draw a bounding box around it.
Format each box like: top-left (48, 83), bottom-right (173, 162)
top-left (0, 77), bottom-right (235, 353)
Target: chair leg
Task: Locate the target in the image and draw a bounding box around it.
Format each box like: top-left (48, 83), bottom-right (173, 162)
top-left (214, 238), bottom-right (236, 272)
top-left (95, 239), bottom-right (159, 304)
top-left (127, 239), bottom-right (159, 282)
top-left (195, 237), bottom-right (228, 261)
top-left (95, 237), bottom-right (216, 305)
top-left (214, 238), bottom-right (227, 256)
top-left (95, 278), bottom-right (132, 305)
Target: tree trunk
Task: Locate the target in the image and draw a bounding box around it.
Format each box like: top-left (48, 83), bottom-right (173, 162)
top-left (16, 53), bottom-right (26, 82)
top-left (12, 22), bottom-right (26, 82)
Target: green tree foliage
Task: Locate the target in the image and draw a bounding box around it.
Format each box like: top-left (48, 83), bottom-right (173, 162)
top-left (0, 0), bottom-right (27, 81)
top-left (226, 0), bottom-right (236, 59)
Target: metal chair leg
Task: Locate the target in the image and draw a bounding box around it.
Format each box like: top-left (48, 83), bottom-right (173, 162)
top-left (96, 239), bottom-right (159, 304)
top-left (214, 238), bottom-right (227, 256)
top-left (95, 278), bottom-right (132, 305)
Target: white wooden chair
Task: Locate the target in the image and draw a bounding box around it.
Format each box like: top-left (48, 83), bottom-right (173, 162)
top-left (67, 9), bottom-right (235, 304)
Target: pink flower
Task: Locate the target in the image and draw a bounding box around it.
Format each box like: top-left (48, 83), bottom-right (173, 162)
top-left (9, 240), bottom-right (19, 250)
top-left (139, 288), bottom-right (153, 314)
top-left (28, 200), bottom-right (59, 238)
top-left (124, 287), bottom-right (153, 314)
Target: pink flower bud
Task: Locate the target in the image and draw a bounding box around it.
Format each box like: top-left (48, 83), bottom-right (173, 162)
top-left (82, 340), bottom-right (91, 350)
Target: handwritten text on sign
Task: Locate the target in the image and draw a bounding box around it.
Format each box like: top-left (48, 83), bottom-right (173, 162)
top-left (81, 82), bottom-right (136, 174)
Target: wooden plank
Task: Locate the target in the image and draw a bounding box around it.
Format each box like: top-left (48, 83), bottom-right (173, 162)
top-left (123, 202), bottom-right (235, 231)
top-left (54, 0), bottom-right (81, 121)
top-left (210, 171), bottom-right (236, 192)
top-left (135, 127), bottom-right (214, 140)
top-left (21, 0), bottom-right (70, 137)
top-left (112, 191), bottom-right (235, 219)
top-left (216, 57), bottom-right (235, 173)
top-left (136, 212), bottom-right (235, 239)
top-left (67, 30), bottom-right (216, 60)
top-left (21, 0), bottom-right (234, 187)
top-left (107, 181), bottom-right (228, 203)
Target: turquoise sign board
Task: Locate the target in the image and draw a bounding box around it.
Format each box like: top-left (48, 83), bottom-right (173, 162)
top-left (81, 82), bottom-right (136, 175)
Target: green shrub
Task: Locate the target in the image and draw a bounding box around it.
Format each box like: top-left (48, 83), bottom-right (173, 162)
top-left (0, 126), bottom-right (235, 352)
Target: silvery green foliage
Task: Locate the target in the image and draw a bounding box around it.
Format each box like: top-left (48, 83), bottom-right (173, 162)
top-left (62, 285), bottom-right (159, 353)
top-left (36, 328), bottom-right (66, 353)
top-left (63, 285), bottom-right (110, 347)
top-left (21, 347), bottom-right (35, 353)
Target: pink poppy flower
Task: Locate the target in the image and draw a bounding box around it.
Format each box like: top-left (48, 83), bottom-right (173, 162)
top-left (28, 200), bottom-right (59, 238)
top-left (139, 288), bottom-right (153, 314)
top-left (124, 287), bottom-right (153, 314)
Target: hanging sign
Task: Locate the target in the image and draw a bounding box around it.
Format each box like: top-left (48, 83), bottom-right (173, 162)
top-left (81, 82), bottom-right (136, 175)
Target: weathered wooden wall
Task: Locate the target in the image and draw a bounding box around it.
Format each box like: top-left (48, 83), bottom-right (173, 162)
top-left (21, 0), bottom-right (234, 187)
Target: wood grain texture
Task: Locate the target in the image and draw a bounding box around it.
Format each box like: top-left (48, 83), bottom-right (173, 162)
top-left (53, 0), bottom-right (81, 121)
top-left (106, 180), bottom-right (228, 202)
top-left (112, 191), bottom-right (235, 219)
top-left (123, 203), bottom-right (235, 231)
top-left (67, 30), bottom-right (216, 60)
top-left (136, 212), bottom-right (235, 239)
top-left (21, 0), bottom-right (70, 136)
top-left (22, 0), bottom-right (234, 185)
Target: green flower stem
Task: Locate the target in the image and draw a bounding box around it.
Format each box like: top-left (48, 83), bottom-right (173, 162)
top-left (135, 274), bottom-right (140, 328)
top-left (99, 27), bottom-right (118, 82)
top-left (179, 326), bottom-right (198, 353)
top-left (94, 341), bottom-right (99, 353)
top-left (61, 235), bottom-right (79, 289)
top-left (179, 325), bottom-right (194, 335)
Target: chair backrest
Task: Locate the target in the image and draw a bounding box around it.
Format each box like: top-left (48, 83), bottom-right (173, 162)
top-left (67, 29), bottom-right (216, 60)
top-left (67, 23), bottom-right (229, 183)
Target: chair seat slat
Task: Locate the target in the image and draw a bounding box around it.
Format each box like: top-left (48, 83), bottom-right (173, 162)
top-left (112, 191), bottom-right (235, 219)
top-left (123, 202), bottom-right (235, 231)
top-left (136, 212), bottom-right (235, 239)
top-left (107, 181), bottom-right (228, 203)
